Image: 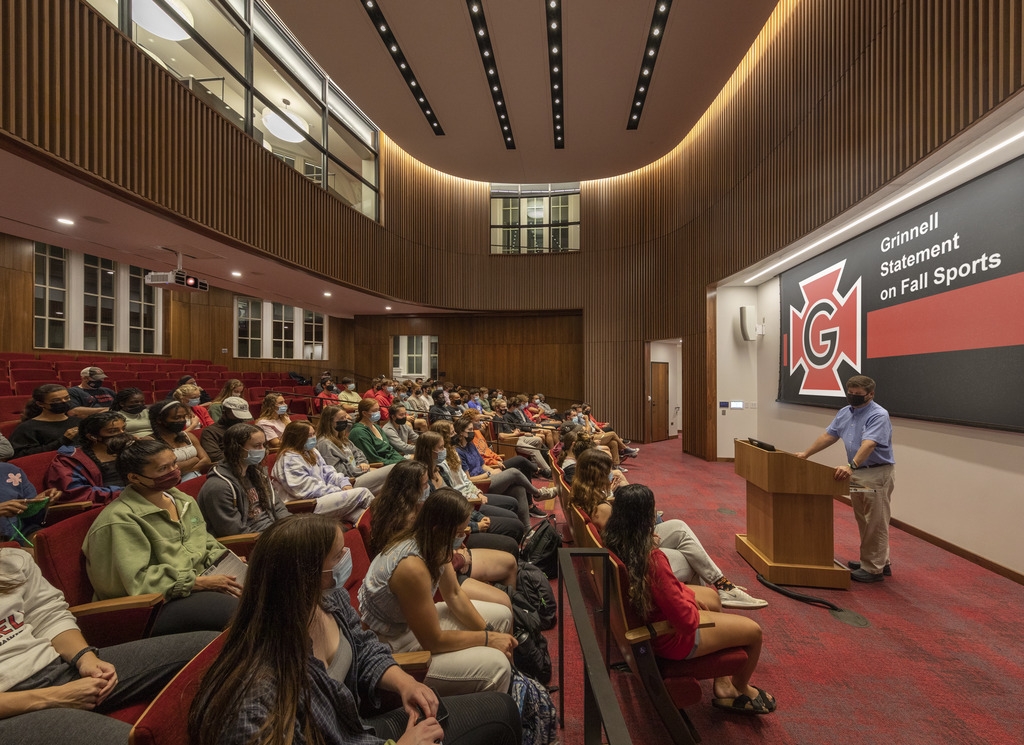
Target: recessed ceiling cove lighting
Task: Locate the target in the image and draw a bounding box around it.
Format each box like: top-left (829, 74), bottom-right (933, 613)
top-left (359, 1), bottom-right (445, 135)
top-left (627, 0), bottom-right (673, 130)
top-left (546, 0), bottom-right (564, 148)
top-left (323, 292), bottom-right (332, 297)
top-left (57, 217), bottom-right (75, 225)
top-left (231, 271), bottom-right (242, 277)
top-left (463, 1), bottom-right (514, 148)
top-left (385, 306), bottom-right (392, 310)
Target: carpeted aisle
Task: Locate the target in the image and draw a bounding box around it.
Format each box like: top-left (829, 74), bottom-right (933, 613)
top-left (544, 439), bottom-right (1024, 745)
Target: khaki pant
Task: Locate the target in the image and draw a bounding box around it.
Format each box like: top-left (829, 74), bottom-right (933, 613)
top-left (850, 464), bottom-right (895, 574)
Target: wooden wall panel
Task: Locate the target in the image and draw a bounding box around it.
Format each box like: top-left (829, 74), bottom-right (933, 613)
top-left (3, 0), bottom-right (1023, 453)
top-left (0, 234), bottom-right (34, 354)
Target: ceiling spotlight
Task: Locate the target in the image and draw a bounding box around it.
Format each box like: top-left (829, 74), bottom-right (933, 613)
top-left (555, 114), bottom-right (561, 119)
top-left (500, 114), bottom-right (506, 119)
top-left (553, 66), bottom-right (559, 72)
top-left (550, 0), bottom-right (556, 6)
top-left (639, 86), bottom-right (645, 92)
top-left (553, 84), bottom-right (559, 89)
top-left (425, 109), bottom-right (431, 114)
top-left (492, 85), bottom-right (499, 91)
top-left (652, 28), bottom-right (661, 36)
top-left (659, 3), bottom-right (667, 10)
top-left (484, 50), bottom-right (490, 56)
top-left (642, 68), bottom-right (650, 75)
top-left (471, 3), bottom-right (478, 11)
top-left (432, 122), bottom-right (438, 126)
top-left (497, 100), bottom-right (503, 105)
top-left (635, 101), bottom-right (641, 106)
top-left (410, 80), bottom-right (417, 86)
top-left (648, 49), bottom-right (655, 56)
top-left (478, 28), bottom-right (485, 36)
top-left (503, 125), bottom-right (508, 130)
top-left (488, 68), bottom-right (494, 74)
top-left (57, 217), bottom-right (75, 225)
top-left (419, 97), bottom-right (424, 102)
top-left (390, 45), bottom-right (397, 52)
top-left (557, 136), bottom-right (562, 140)
top-left (556, 125), bottom-right (561, 129)
top-left (506, 137), bottom-right (511, 141)
top-left (555, 98), bottom-right (560, 103)
top-left (551, 46), bottom-right (558, 53)
top-left (379, 24), bottom-right (386, 31)
top-left (366, 0), bottom-right (372, 5)
top-left (385, 306), bottom-right (392, 310)
top-left (400, 62), bottom-right (406, 68)
top-left (231, 271), bottom-right (242, 277)
top-left (632, 114), bottom-right (638, 120)
top-left (551, 22), bottom-right (557, 29)
top-left (323, 291), bottom-right (332, 297)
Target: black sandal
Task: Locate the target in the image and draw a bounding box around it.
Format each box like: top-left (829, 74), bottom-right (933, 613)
top-left (712, 694), bottom-right (770, 716)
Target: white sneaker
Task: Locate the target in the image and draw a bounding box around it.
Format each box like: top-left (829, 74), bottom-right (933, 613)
top-left (718, 585), bottom-right (768, 609)
top-left (537, 486), bottom-right (558, 500)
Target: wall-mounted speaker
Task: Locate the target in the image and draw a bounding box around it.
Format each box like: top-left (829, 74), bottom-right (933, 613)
top-left (740, 305), bottom-right (757, 341)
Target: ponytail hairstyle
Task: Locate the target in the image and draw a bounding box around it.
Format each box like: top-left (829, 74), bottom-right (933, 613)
top-left (23, 384), bottom-right (67, 421)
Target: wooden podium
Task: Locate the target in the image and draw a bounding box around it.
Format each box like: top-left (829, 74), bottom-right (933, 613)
top-left (733, 440), bottom-right (850, 589)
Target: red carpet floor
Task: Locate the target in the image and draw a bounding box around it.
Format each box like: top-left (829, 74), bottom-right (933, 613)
top-left (542, 439), bottom-right (1024, 745)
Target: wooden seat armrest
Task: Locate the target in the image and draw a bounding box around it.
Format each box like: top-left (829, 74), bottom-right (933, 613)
top-left (70, 593), bottom-right (164, 617)
top-left (467, 495), bottom-right (483, 507)
top-left (468, 474), bottom-right (489, 483)
top-left (624, 619), bottom-right (715, 643)
top-left (393, 651), bottom-right (431, 672)
top-left (368, 462), bottom-right (384, 469)
top-left (285, 499), bottom-right (318, 514)
top-left (470, 478), bottom-right (491, 492)
top-left (219, 532), bottom-right (260, 546)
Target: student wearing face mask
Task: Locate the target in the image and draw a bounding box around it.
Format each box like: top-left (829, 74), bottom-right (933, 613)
top-left (110, 387), bottom-right (153, 438)
top-left (381, 402), bottom-right (419, 455)
top-left (197, 423), bottom-right (290, 537)
top-left (43, 411), bottom-right (132, 506)
top-left (255, 392), bottom-right (292, 449)
top-left (83, 439), bottom-right (241, 635)
top-left (10, 385), bottom-right (83, 458)
top-left (349, 399), bottom-right (406, 466)
top-left (315, 377), bottom-right (341, 413)
top-left (199, 396), bottom-right (254, 466)
top-left (337, 376), bottom-right (362, 414)
top-left (314, 406), bottom-right (395, 496)
top-left (360, 489), bottom-right (517, 697)
top-left (271, 421), bottom-right (374, 522)
top-left (172, 383), bottom-right (214, 432)
top-left (148, 400), bottom-right (211, 482)
top-left (66, 367), bottom-right (116, 417)
top-left (188, 513), bottom-right (521, 745)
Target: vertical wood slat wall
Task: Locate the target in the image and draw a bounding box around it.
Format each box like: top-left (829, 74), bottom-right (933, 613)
top-left (3, 0), bottom-right (1023, 454)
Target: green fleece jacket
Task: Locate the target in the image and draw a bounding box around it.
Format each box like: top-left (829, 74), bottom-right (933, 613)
top-left (83, 484), bottom-right (226, 601)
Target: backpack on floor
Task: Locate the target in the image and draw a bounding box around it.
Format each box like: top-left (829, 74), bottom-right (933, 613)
top-left (509, 668), bottom-right (558, 745)
top-left (520, 519), bottom-right (561, 578)
top-left (517, 560), bottom-right (557, 630)
top-left (509, 592), bottom-right (552, 684)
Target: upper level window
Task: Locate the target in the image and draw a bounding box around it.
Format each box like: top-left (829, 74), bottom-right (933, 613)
top-left (490, 183), bottom-right (580, 254)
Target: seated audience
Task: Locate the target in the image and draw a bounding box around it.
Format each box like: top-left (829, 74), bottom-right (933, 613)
top-left (83, 439), bottom-right (241, 635)
top-left (381, 402), bottom-right (419, 455)
top-left (10, 385), bottom-right (82, 458)
top-left (173, 383), bottom-right (213, 431)
top-left (370, 461), bottom-right (516, 605)
top-left (407, 385), bottom-right (433, 424)
top-left (43, 411), bottom-right (130, 505)
top-left (67, 366), bottom-right (115, 417)
top-left (490, 398), bottom-right (550, 478)
top-left (199, 396), bottom-right (253, 465)
top-left (254, 392), bottom-right (291, 449)
top-left (506, 395), bottom-right (557, 450)
top-left (1, 461), bottom-right (58, 544)
top-left (348, 399), bottom-right (405, 466)
top-left (573, 448), bottom-right (766, 609)
top-left (453, 415), bottom-right (555, 518)
top-left (175, 374), bottom-right (211, 404)
top-left (187, 513), bottom-right (521, 745)
top-left (337, 375), bottom-right (361, 413)
top-left (427, 390), bottom-right (455, 424)
top-left (463, 409), bottom-right (538, 480)
top-left (0, 546), bottom-right (217, 745)
top-left (148, 400), bottom-right (211, 482)
top-left (197, 423), bottom-right (290, 537)
top-left (315, 377), bottom-right (340, 412)
top-left (110, 387), bottom-right (153, 438)
top-left (604, 485), bottom-right (776, 715)
top-left (414, 430), bottom-right (524, 546)
top-left (359, 488), bottom-right (517, 696)
top-left (314, 406), bottom-right (394, 495)
top-left (271, 421), bottom-right (373, 522)
top-left (207, 378), bottom-right (245, 424)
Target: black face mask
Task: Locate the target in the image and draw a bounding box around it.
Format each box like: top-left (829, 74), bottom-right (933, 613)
top-left (847, 393), bottom-right (868, 407)
top-left (87, 379), bottom-right (104, 389)
top-left (393, 416), bottom-right (407, 426)
top-left (165, 420), bottom-right (187, 434)
top-left (335, 420), bottom-right (350, 433)
top-left (122, 403), bottom-right (146, 415)
top-left (47, 401), bottom-right (71, 415)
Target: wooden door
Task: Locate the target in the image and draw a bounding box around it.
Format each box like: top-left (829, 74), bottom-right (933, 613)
top-left (651, 361), bottom-right (669, 442)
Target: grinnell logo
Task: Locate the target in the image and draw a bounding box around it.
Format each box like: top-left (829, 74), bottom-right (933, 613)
top-left (789, 260), bottom-right (861, 396)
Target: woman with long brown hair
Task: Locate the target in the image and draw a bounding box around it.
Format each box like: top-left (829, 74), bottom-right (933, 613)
top-left (603, 484), bottom-right (776, 715)
top-left (270, 420), bottom-right (373, 522)
top-left (254, 391), bottom-right (291, 449)
top-left (188, 513), bottom-right (521, 745)
top-left (314, 405), bottom-right (394, 495)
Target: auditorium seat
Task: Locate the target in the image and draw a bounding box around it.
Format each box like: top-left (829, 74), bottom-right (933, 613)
top-left (8, 451), bottom-right (59, 492)
top-left (15, 379), bottom-right (59, 395)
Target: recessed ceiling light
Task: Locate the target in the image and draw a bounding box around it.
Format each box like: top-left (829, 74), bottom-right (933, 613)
top-left (652, 28), bottom-right (661, 36)
top-left (385, 306), bottom-right (392, 310)
top-left (552, 46), bottom-right (558, 53)
top-left (57, 218), bottom-right (75, 225)
top-left (553, 84), bottom-right (559, 89)
top-left (557, 136), bottom-right (562, 140)
top-left (550, 0), bottom-right (556, 6)
top-left (500, 114), bottom-right (506, 119)
top-left (629, 0), bottom-right (672, 130)
top-left (555, 114), bottom-right (561, 119)
top-left (642, 68), bottom-right (650, 75)
top-left (639, 86), bottom-right (645, 92)
top-left (410, 80), bottom-right (417, 86)
top-left (506, 137), bottom-right (511, 141)
top-left (555, 98), bottom-right (560, 103)
top-left (379, 24), bottom-right (386, 31)
top-left (400, 63), bottom-right (406, 68)
top-left (390, 45), bottom-right (397, 52)
top-left (471, 3), bottom-right (478, 11)
top-left (648, 49), bottom-right (655, 56)
top-left (323, 291), bottom-right (332, 297)
top-left (635, 101), bottom-right (641, 106)
top-left (484, 50), bottom-right (490, 56)
top-left (553, 66), bottom-right (559, 72)
top-left (632, 115), bottom-right (638, 120)
top-left (488, 68), bottom-right (494, 74)
top-left (366, 0), bottom-right (372, 6)
top-left (551, 22), bottom-right (557, 29)
top-left (432, 122), bottom-right (438, 126)
top-left (478, 28), bottom-right (485, 36)
top-left (231, 271), bottom-right (242, 277)
top-left (425, 109), bottom-right (431, 114)
top-left (419, 97), bottom-right (424, 102)
top-left (497, 100), bottom-right (503, 105)
top-left (660, 4), bottom-right (667, 10)
top-left (492, 85), bottom-right (499, 91)
top-left (503, 126), bottom-right (508, 130)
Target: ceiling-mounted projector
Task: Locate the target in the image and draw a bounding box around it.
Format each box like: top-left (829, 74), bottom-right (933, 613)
top-left (144, 268), bottom-right (209, 292)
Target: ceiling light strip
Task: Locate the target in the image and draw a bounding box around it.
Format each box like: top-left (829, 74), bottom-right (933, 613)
top-left (627, 0), bottom-right (673, 130)
top-left (546, 0), bottom-right (564, 148)
top-left (466, 1), bottom-right (516, 149)
top-left (360, 0), bottom-right (445, 135)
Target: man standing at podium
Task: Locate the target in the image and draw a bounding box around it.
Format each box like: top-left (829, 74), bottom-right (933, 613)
top-left (795, 375), bottom-right (895, 583)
